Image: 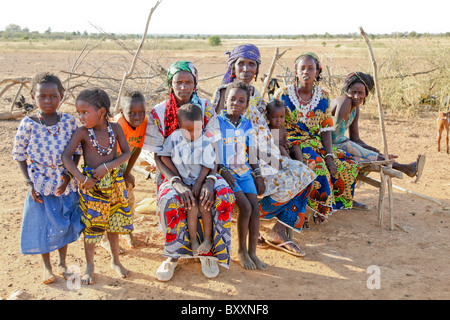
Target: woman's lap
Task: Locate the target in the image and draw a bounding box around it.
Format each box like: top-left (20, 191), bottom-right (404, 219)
top-left (157, 175), bottom-right (234, 268)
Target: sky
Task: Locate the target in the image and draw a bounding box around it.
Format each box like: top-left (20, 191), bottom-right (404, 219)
top-left (1, 0), bottom-right (448, 36)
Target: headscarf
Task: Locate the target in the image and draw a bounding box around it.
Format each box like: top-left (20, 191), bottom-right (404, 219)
top-left (222, 44), bottom-right (261, 84)
top-left (294, 52), bottom-right (322, 82)
top-left (164, 60), bottom-right (202, 138)
top-left (342, 72), bottom-right (374, 95)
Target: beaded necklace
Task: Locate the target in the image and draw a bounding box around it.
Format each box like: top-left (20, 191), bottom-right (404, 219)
top-left (38, 111), bottom-right (61, 136)
top-left (88, 121), bottom-right (116, 156)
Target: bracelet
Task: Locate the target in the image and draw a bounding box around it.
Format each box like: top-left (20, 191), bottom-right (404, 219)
top-left (325, 153), bottom-right (334, 159)
top-left (25, 179), bottom-right (32, 186)
top-left (82, 176), bottom-right (89, 185)
top-left (218, 167), bottom-right (228, 175)
top-left (103, 163), bottom-right (109, 171)
top-left (169, 176), bottom-right (181, 185)
top-left (206, 175), bottom-right (217, 183)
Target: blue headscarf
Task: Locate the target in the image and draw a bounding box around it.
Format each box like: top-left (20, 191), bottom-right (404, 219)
top-left (222, 44), bottom-right (261, 84)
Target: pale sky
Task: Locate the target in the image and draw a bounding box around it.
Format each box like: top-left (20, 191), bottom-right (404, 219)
top-left (1, 0), bottom-right (448, 35)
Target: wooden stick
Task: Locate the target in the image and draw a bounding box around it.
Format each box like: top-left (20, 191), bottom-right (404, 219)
top-left (114, 0), bottom-right (162, 114)
top-left (261, 47), bottom-right (288, 99)
top-left (10, 83), bottom-right (24, 112)
top-left (360, 26), bottom-right (395, 229)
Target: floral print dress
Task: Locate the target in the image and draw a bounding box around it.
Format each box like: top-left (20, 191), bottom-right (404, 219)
top-left (275, 85), bottom-right (360, 221)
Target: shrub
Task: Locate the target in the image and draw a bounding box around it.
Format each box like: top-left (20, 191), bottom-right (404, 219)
top-left (208, 35), bottom-right (221, 46)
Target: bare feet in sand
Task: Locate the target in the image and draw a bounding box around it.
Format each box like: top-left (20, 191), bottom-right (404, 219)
top-left (238, 249), bottom-right (256, 270)
top-left (111, 262), bottom-right (131, 279)
top-left (81, 263), bottom-right (95, 285)
top-left (196, 238), bottom-right (212, 255)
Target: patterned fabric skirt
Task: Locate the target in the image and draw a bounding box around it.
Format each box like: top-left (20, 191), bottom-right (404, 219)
top-left (259, 187), bottom-right (311, 233)
top-left (79, 166), bottom-right (133, 243)
top-left (296, 137), bottom-right (360, 222)
top-left (21, 191), bottom-right (84, 254)
top-left (156, 174), bottom-right (234, 268)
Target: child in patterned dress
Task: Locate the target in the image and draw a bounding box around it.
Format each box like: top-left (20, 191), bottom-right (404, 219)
top-left (62, 87), bottom-right (132, 285)
top-left (12, 72), bottom-right (84, 284)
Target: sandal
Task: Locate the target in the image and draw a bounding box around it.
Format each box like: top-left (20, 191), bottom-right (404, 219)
top-left (413, 154), bottom-right (426, 183)
top-left (155, 258), bottom-right (178, 282)
top-left (200, 257), bottom-right (219, 278)
top-left (265, 239), bottom-right (306, 257)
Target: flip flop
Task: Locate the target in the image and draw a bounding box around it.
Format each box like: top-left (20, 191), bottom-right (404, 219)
top-left (155, 258), bottom-right (178, 282)
top-left (413, 154), bottom-right (426, 183)
top-left (351, 201), bottom-right (370, 211)
top-left (265, 239), bottom-right (306, 257)
top-left (200, 257), bottom-right (219, 278)
top-left (257, 235), bottom-right (270, 249)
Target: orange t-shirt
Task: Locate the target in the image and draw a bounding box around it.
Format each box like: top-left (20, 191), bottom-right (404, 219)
top-left (114, 114), bottom-right (148, 155)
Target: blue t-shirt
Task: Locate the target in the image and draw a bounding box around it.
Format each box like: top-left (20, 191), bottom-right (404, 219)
top-left (217, 110), bottom-right (254, 176)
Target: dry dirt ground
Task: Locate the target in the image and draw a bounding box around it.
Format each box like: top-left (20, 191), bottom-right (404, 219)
top-left (1, 41), bottom-right (449, 301)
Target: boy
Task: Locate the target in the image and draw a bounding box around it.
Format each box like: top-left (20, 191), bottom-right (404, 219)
top-left (158, 103), bottom-right (216, 256)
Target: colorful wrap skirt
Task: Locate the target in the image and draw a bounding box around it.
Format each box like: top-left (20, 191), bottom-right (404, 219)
top-left (156, 174), bottom-right (234, 268)
top-left (79, 166), bottom-right (133, 243)
top-left (259, 187), bottom-right (311, 233)
top-left (21, 191), bottom-right (84, 254)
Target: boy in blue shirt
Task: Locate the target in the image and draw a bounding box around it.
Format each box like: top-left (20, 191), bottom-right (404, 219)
top-left (217, 82), bottom-right (266, 271)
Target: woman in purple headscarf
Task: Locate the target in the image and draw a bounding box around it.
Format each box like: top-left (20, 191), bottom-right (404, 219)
top-left (213, 44), bottom-right (316, 258)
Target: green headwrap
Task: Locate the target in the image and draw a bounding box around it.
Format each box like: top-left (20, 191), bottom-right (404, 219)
top-left (167, 60), bottom-right (199, 88)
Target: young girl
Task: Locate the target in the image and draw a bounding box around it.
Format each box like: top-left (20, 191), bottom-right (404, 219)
top-left (12, 72), bottom-right (84, 284)
top-left (158, 103), bottom-right (217, 256)
top-left (62, 87), bottom-right (132, 285)
top-left (216, 82), bottom-right (267, 271)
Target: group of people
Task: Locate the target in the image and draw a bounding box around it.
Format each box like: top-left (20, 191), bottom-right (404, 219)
top-left (13, 43), bottom-right (426, 285)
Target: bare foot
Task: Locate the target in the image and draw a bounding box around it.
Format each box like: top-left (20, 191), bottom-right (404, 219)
top-left (249, 253), bottom-right (268, 271)
top-left (196, 238), bottom-right (212, 255)
top-left (191, 239), bottom-right (200, 256)
top-left (81, 264), bottom-right (95, 285)
top-left (124, 233), bottom-right (140, 248)
top-left (111, 262), bottom-right (131, 279)
top-left (42, 267), bottom-right (55, 284)
top-left (238, 249), bottom-right (256, 270)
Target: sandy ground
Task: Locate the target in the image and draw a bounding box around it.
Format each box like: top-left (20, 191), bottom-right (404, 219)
top-left (1, 43), bottom-right (449, 301)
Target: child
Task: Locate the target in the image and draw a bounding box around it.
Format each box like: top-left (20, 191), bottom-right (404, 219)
top-left (216, 81), bottom-right (267, 271)
top-left (266, 99), bottom-right (304, 163)
top-left (110, 90), bottom-right (148, 249)
top-left (158, 103), bottom-right (216, 256)
top-left (12, 72), bottom-right (84, 284)
top-left (62, 87), bottom-right (132, 285)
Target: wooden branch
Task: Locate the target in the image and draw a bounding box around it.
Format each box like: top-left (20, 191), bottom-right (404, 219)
top-left (360, 26), bottom-right (395, 230)
top-left (114, 0), bottom-right (162, 114)
top-left (261, 48), bottom-right (288, 99)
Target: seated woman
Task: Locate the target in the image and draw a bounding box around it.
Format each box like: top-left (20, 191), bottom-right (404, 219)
top-left (330, 72), bottom-right (425, 182)
top-left (143, 61), bottom-right (235, 281)
top-left (274, 52), bottom-right (360, 222)
top-left (213, 44), bottom-right (316, 257)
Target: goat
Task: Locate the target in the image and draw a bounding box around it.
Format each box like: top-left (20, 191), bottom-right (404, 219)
top-left (437, 111), bottom-right (449, 154)
top-left (15, 95), bottom-right (35, 113)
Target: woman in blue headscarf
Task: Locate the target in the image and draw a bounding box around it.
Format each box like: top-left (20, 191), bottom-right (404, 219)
top-left (213, 44), bottom-right (316, 257)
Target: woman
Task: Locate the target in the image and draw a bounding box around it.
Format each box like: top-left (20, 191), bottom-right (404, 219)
top-left (330, 72), bottom-right (425, 182)
top-left (143, 61), bottom-right (235, 281)
top-left (274, 52), bottom-right (360, 221)
top-left (213, 44), bottom-right (316, 257)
